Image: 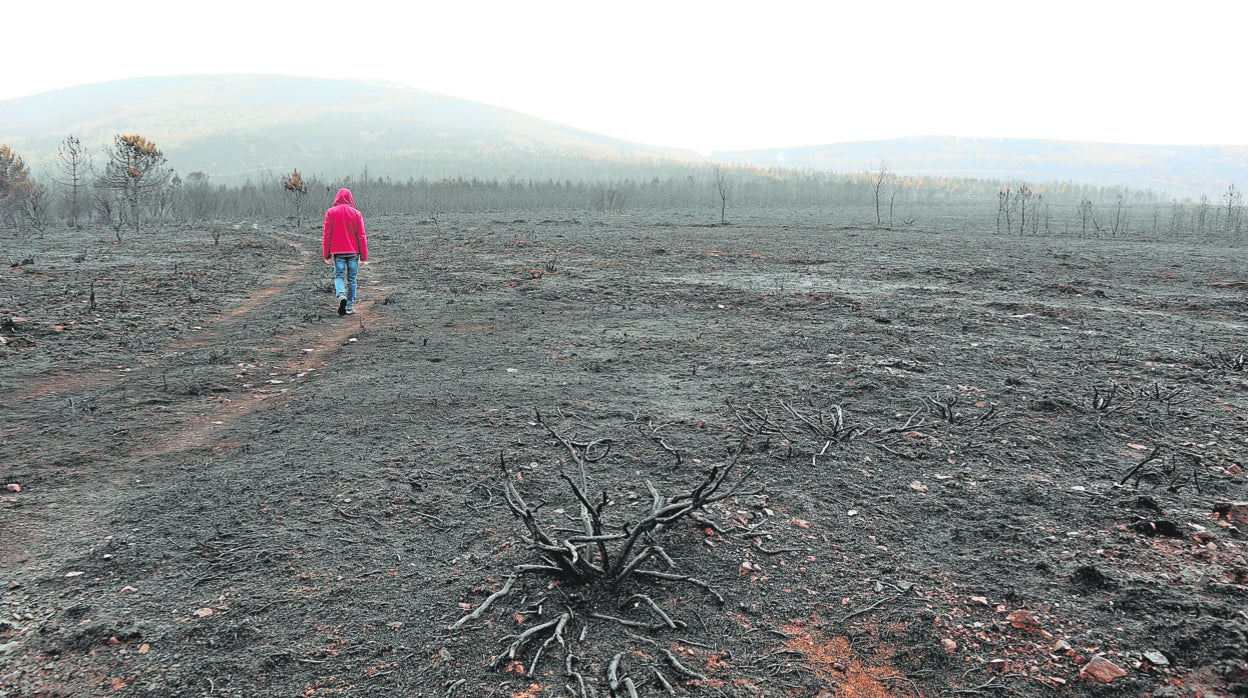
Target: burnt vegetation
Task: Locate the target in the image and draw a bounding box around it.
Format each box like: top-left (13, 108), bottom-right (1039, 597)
top-left (1, 141), bottom-right (1246, 695)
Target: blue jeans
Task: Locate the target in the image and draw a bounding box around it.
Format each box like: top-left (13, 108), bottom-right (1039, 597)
top-left (333, 254), bottom-right (359, 309)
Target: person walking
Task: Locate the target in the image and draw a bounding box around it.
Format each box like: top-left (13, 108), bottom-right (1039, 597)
top-left (322, 188), bottom-right (369, 316)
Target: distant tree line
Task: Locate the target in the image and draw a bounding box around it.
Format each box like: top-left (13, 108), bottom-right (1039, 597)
top-left (992, 181), bottom-right (1244, 238)
top-left (0, 135), bottom-right (1243, 242)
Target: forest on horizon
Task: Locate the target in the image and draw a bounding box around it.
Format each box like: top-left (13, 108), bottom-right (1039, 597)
top-left (0, 77), bottom-right (1243, 241)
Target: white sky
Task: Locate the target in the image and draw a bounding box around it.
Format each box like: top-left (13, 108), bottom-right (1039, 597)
top-left (4, 1), bottom-right (1245, 153)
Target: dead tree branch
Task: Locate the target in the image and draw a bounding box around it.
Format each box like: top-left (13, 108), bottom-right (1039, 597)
top-left (925, 393), bottom-right (960, 423)
top-left (641, 421), bottom-right (683, 465)
top-left (627, 632), bottom-right (710, 684)
top-left (449, 574), bottom-right (518, 630)
top-left (779, 399), bottom-right (860, 442)
top-left (1119, 444), bottom-right (1165, 487)
top-left (873, 407), bottom-right (926, 435)
top-left (1086, 381), bottom-right (1137, 415)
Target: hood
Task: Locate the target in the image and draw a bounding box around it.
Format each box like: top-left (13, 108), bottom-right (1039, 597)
top-left (333, 188), bottom-right (355, 207)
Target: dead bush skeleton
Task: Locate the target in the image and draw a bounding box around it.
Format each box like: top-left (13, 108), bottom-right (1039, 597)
top-left (449, 410), bottom-right (757, 689)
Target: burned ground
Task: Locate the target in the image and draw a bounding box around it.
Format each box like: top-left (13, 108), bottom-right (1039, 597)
top-left (1, 209), bottom-right (1246, 697)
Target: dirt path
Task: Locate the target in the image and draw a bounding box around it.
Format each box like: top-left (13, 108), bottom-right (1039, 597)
top-left (1, 228), bottom-right (389, 569)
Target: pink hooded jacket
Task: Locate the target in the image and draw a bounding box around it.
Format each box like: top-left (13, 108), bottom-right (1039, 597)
top-left (322, 188), bottom-right (368, 261)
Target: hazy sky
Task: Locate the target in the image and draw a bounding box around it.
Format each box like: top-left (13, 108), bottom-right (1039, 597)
top-left (5, 1), bottom-right (1244, 153)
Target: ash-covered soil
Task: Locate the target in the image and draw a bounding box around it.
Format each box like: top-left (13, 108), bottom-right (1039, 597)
top-left (1, 209), bottom-right (1245, 697)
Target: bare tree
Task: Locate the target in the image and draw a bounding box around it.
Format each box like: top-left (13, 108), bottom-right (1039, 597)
top-left (1016, 184), bottom-right (1033, 234)
top-left (1222, 183), bottom-right (1242, 235)
top-left (152, 172), bottom-right (180, 223)
top-left (997, 187), bottom-right (1011, 234)
top-left (22, 182), bottom-right (52, 234)
top-left (1111, 195), bottom-right (1126, 235)
top-left (1077, 199), bottom-right (1094, 236)
top-left (183, 172), bottom-right (215, 222)
top-left (870, 160), bottom-right (892, 226)
top-left (92, 176), bottom-right (122, 238)
top-left (1168, 200), bottom-right (1186, 236)
top-left (54, 135), bottom-right (91, 228)
top-left (711, 166), bottom-right (732, 224)
top-left (102, 134), bottom-right (171, 237)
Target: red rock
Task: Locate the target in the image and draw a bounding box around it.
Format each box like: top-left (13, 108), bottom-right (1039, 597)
top-left (1214, 501), bottom-right (1248, 521)
top-left (4, 484), bottom-right (19, 493)
top-left (1007, 609), bottom-right (1042, 631)
top-left (1080, 656), bottom-right (1128, 682)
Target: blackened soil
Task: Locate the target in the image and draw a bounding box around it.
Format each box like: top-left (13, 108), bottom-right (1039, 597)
top-left (1, 210), bottom-right (1246, 697)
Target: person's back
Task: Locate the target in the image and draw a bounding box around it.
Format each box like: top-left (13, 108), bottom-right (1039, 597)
top-left (322, 188), bottom-right (369, 315)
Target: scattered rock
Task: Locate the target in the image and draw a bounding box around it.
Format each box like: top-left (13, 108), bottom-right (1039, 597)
top-left (1080, 656), bottom-right (1128, 682)
top-left (4, 484), bottom-right (18, 493)
top-left (1189, 524), bottom-right (1215, 544)
top-left (1131, 519), bottom-right (1181, 537)
top-left (941, 638), bottom-right (957, 654)
top-left (1006, 609), bottom-right (1042, 632)
top-left (1143, 649), bottom-right (1170, 666)
top-left (1213, 501), bottom-right (1248, 523)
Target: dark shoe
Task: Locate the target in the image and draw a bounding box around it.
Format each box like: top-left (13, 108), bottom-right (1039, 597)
top-left (337, 296), bottom-right (347, 316)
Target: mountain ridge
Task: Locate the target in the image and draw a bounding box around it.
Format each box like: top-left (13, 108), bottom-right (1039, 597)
top-left (2, 75), bottom-right (1244, 197)
top-left (713, 136), bottom-right (1248, 199)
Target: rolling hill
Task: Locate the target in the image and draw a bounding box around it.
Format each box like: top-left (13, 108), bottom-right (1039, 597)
top-left (1, 74), bottom-right (1244, 197)
top-left (0, 74), bottom-right (699, 182)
